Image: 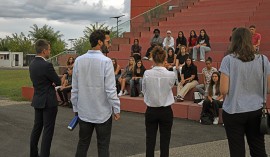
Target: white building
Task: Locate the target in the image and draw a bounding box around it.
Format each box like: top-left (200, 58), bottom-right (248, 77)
top-left (0, 51), bottom-right (23, 67)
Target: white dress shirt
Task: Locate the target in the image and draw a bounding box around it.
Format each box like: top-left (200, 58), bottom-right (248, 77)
top-left (142, 66), bottom-right (175, 107)
top-left (71, 50), bottom-right (120, 123)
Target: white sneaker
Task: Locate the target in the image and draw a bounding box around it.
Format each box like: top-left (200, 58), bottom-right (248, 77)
top-left (213, 117), bottom-right (219, 125)
top-left (142, 57), bottom-right (148, 60)
top-left (123, 90), bottom-right (129, 95)
top-left (198, 100), bottom-right (204, 105)
top-left (118, 91), bottom-right (123, 97)
top-left (200, 59), bottom-right (205, 62)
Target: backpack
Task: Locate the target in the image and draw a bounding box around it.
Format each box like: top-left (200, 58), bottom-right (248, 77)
top-left (200, 112), bottom-right (214, 125)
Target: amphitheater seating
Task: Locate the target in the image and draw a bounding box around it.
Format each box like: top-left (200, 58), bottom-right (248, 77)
top-left (106, 0), bottom-right (270, 123)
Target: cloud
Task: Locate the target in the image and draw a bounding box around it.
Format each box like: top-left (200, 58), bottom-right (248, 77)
top-left (0, 0), bottom-right (131, 43)
top-left (0, 0), bottom-right (129, 23)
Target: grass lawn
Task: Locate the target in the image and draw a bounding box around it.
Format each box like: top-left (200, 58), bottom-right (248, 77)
top-left (0, 69), bottom-right (32, 101)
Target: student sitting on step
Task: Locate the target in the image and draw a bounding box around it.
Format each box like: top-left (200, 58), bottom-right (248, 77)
top-left (201, 72), bottom-right (223, 125)
top-left (175, 56), bottom-right (199, 102)
top-left (165, 47), bottom-right (176, 71)
top-left (118, 57), bottom-right (135, 96)
top-left (187, 30), bottom-right (198, 57)
top-left (175, 31), bottom-right (187, 55)
top-left (57, 66), bottom-right (73, 107)
top-left (192, 29), bottom-right (211, 62)
top-left (196, 57), bottom-right (217, 105)
top-left (112, 58), bottom-right (121, 94)
top-left (175, 45), bottom-right (189, 85)
top-left (130, 60), bottom-right (146, 97)
top-left (131, 39), bottom-right (142, 62)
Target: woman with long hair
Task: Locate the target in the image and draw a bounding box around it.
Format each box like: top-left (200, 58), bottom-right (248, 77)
top-left (142, 46), bottom-right (175, 157)
top-left (175, 56), bottom-right (199, 101)
top-left (175, 31), bottom-right (187, 55)
top-left (118, 57), bottom-right (135, 96)
top-left (165, 47), bottom-right (176, 71)
top-left (192, 29), bottom-right (211, 62)
top-left (201, 72), bottom-right (223, 124)
top-left (175, 45), bottom-right (189, 85)
top-left (111, 58), bottom-right (121, 93)
top-left (130, 60), bottom-right (146, 97)
top-left (188, 30), bottom-right (198, 57)
top-left (131, 39), bottom-right (142, 62)
top-left (196, 57), bottom-right (217, 104)
top-left (220, 27), bottom-right (270, 157)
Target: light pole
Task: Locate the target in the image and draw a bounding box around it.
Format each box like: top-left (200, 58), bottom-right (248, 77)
top-left (68, 38), bottom-right (76, 50)
top-left (110, 15), bottom-right (125, 37)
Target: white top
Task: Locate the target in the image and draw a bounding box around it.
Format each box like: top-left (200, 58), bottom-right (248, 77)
top-left (162, 36), bottom-right (175, 48)
top-left (142, 66), bottom-right (175, 107)
top-left (71, 50), bottom-right (120, 123)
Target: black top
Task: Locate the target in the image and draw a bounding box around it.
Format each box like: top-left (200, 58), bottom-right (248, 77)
top-left (133, 66), bottom-right (146, 77)
top-left (197, 36), bottom-right (211, 48)
top-left (167, 55), bottom-right (175, 64)
top-left (66, 74), bottom-right (72, 86)
top-left (176, 37), bottom-right (187, 47)
top-left (131, 45), bottom-right (142, 54)
top-left (181, 64), bottom-right (198, 81)
top-left (29, 57), bottom-right (61, 108)
top-left (176, 54), bottom-right (189, 65)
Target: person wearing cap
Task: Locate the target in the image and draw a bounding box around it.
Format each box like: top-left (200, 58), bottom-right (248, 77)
top-left (163, 30), bottom-right (174, 52)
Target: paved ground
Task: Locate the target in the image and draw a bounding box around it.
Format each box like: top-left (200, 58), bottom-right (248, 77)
top-left (0, 99), bottom-right (269, 157)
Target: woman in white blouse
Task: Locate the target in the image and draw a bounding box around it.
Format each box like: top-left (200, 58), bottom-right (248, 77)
top-left (142, 46), bottom-right (175, 157)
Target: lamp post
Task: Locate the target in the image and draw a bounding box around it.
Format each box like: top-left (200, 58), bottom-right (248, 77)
top-left (110, 15), bottom-right (125, 37)
top-left (68, 38), bottom-right (76, 50)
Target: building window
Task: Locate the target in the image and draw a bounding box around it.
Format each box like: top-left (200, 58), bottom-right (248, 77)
top-left (4, 54), bottom-right (9, 60)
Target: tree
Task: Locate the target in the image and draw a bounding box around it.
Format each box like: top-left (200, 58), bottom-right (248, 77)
top-left (28, 24), bottom-right (66, 56)
top-left (74, 23), bottom-right (118, 54)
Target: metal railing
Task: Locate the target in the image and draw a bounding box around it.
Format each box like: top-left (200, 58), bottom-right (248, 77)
top-left (111, 0), bottom-right (195, 38)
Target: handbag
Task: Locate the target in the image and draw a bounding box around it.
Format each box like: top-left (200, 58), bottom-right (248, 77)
top-left (259, 55), bottom-right (270, 134)
top-left (193, 91), bottom-right (204, 103)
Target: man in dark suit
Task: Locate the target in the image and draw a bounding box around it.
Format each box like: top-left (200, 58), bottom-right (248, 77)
top-left (29, 39), bottom-right (61, 157)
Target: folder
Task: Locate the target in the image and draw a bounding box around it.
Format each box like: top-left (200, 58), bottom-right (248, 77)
top-left (67, 116), bottom-right (79, 131)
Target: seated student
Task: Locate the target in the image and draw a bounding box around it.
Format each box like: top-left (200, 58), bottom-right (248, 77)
top-left (131, 39), bottom-right (142, 62)
top-left (165, 47), bottom-right (176, 71)
top-left (143, 43), bottom-right (156, 60)
top-left (188, 30), bottom-right (198, 57)
top-left (163, 30), bottom-right (174, 52)
top-left (61, 57), bottom-right (75, 85)
top-left (175, 56), bottom-right (199, 101)
top-left (175, 45), bottom-right (189, 85)
top-left (112, 58), bottom-right (121, 93)
top-left (249, 25), bottom-right (261, 52)
top-left (118, 57), bottom-right (135, 96)
top-left (196, 57), bottom-right (217, 104)
top-left (57, 67), bottom-right (73, 107)
top-left (175, 31), bottom-right (187, 55)
top-left (130, 60), bottom-right (146, 97)
top-left (192, 29), bottom-right (211, 62)
top-left (201, 72), bottom-right (223, 125)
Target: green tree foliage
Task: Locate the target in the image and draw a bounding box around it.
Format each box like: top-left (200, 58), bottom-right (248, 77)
top-left (0, 33), bottom-right (34, 54)
top-left (74, 23), bottom-right (117, 55)
top-left (29, 24), bottom-right (66, 56)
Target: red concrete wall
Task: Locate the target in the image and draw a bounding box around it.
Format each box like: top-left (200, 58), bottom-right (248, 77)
top-left (131, 0), bottom-right (169, 18)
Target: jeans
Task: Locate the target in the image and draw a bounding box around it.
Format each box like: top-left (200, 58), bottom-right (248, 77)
top-left (130, 78), bottom-right (142, 93)
top-left (223, 109), bottom-right (267, 157)
top-left (192, 46), bottom-right (211, 61)
top-left (145, 106), bottom-right (173, 157)
top-left (75, 117), bottom-right (112, 157)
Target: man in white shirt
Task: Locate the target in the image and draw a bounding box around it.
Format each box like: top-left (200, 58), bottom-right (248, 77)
top-left (163, 30), bottom-right (174, 52)
top-left (71, 30), bottom-right (120, 157)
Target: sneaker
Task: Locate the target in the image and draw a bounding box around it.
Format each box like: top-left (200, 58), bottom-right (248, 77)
top-left (176, 95), bottom-right (184, 102)
top-left (123, 90), bottom-right (129, 95)
top-left (118, 91), bottom-right (123, 97)
top-left (200, 59), bottom-right (205, 62)
top-left (213, 117), bottom-right (219, 125)
top-left (199, 120), bottom-right (201, 123)
top-left (192, 59), bottom-right (196, 61)
top-left (198, 100), bottom-right (204, 105)
top-left (139, 93), bottom-right (144, 97)
top-left (142, 56), bottom-right (148, 60)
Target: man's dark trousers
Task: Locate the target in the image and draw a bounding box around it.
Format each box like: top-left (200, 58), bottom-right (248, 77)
top-left (75, 117), bottom-right (112, 157)
top-left (30, 107), bottom-right (57, 157)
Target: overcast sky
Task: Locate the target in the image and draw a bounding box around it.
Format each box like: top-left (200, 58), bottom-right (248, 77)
top-left (0, 0), bottom-right (130, 47)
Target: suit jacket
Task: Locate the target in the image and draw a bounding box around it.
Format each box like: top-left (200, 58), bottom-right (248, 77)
top-left (29, 57), bottom-right (61, 108)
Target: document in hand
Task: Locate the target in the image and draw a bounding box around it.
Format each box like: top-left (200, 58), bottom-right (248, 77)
top-left (67, 115), bottom-right (79, 131)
